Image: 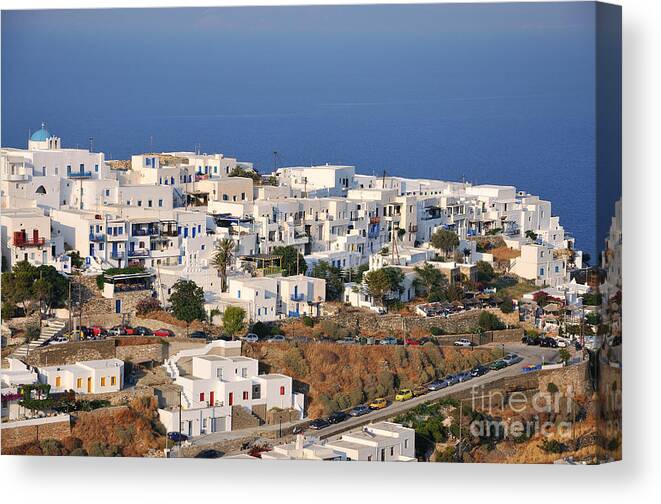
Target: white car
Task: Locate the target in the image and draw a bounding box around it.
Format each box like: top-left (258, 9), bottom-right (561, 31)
top-left (243, 333), bottom-right (259, 343)
top-left (267, 335), bottom-right (286, 343)
top-left (453, 338), bottom-right (473, 347)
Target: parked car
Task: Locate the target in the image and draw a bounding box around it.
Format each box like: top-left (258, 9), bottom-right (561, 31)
top-left (109, 325), bottom-right (135, 336)
top-left (90, 325), bottom-right (107, 337)
top-left (309, 418), bottom-right (330, 430)
top-left (395, 389), bottom-right (413, 401)
top-left (134, 326), bottom-right (153, 336)
top-left (445, 374), bottom-right (461, 385)
top-left (404, 338), bottom-right (421, 346)
top-left (348, 405), bottom-right (371, 417)
top-left (470, 365), bottom-right (489, 377)
top-left (522, 335), bottom-right (541, 345)
top-left (427, 379), bottom-right (448, 391)
top-left (379, 337), bottom-right (398, 345)
top-left (369, 397), bottom-right (388, 410)
top-left (243, 333), bottom-right (259, 343)
top-left (49, 335), bottom-right (69, 345)
top-left (455, 371), bottom-right (473, 382)
top-left (328, 411), bottom-right (348, 424)
top-left (267, 335), bottom-right (286, 343)
top-left (413, 385), bottom-right (428, 397)
top-left (540, 337), bottom-right (558, 348)
top-left (502, 353), bottom-right (523, 366)
top-left (195, 449), bottom-right (222, 458)
top-left (489, 359), bottom-right (508, 370)
top-left (154, 328), bottom-right (175, 338)
top-left (453, 338), bottom-right (473, 347)
top-left (338, 337), bottom-right (357, 345)
top-left (190, 331), bottom-right (208, 340)
top-left (167, 432), bottom-right (188, 443)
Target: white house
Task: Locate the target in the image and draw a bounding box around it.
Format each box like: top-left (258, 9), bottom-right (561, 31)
top-left (37, 358), bottom-right (124, 394)
top-left (159, 341), bottom-right (304, 437)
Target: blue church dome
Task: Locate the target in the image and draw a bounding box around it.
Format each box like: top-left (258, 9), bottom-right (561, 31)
top-left (30, 124), bottom-right (51, 141)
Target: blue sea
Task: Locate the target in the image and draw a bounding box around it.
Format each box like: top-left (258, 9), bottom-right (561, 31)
top-left (1, 4), bottom-right (599, 257)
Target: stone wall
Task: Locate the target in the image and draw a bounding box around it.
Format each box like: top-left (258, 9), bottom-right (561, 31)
top-left (79, 387), bottom-right (153, 406)
top-left (231, 405), bottom-right (261, 430)
top-left (266, 408), bottom-right (301, 425)
top-left (323, 306), bottom-right (491, 335)
top-left (115, 342), bottom-right (166, 364)
top-left (0, 415), bottom-right (72, 451)
top-left (24, 339), bottom-right (116, 366)
top-left (431, 328), bottom-right (523, 346)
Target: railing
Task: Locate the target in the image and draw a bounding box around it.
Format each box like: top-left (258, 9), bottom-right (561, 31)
top-left (89, 233), bottom-right (105, 241)
top-left (288, 311), bottom-right (301, 318)
top-left (128, 248), bottom-right (149, 257)
top-left (111, 252), bottom-right (125, 260)
top-left (132, 228), bottom-right (158, 236)
top-left (13, 237), bottom-right (45, 248)
top-left (68, 171), bottom-right (92, 179)
top-left (290, 293), bottom-right (305, 302)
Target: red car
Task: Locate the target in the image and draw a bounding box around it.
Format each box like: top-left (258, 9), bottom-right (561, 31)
top-left (154, 328), bottom-right (175, 338)
top-left (90, 325), bottom-right (106, 336)
top-left (404, 338), bottom-right (421, 346)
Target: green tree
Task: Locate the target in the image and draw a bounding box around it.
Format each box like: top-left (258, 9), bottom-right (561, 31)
top-left (222, 306), bottom-right (246, 339)
top-left (271, 246), bottom-right (307, 276)
top-left (476, 261), bottom-right (495, 283)
top-left (431, 229), bottom-right (459, 258)
top-left (414, 262), bottom-right (447, 300)
top-left (478, 311), bottom-right (505, 331)
top-left (525, 230), bottom-right (538, 241)
top-left (211, 238), bottom-right (236, 292)
top-left (363, 269), bottom-right (391, 307)
top-left (169, 279), bottom-right (206, 330)
top-left (558, 348), bottom-right (571, 363)
top-left (1, 261), bottom-right (38, 316)
top-left (310, 260), bottom-right (344, 301)
top-left (68, 250), bottom-right (84, 269)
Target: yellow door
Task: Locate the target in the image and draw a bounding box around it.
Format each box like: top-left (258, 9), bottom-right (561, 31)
top-left (87, 377), bottom-right (92, 393)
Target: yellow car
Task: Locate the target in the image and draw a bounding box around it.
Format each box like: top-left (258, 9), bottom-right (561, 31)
top-left (395, 389), bottom-right (413, 401)
top-left (369, 397), bottom-right (387, 410)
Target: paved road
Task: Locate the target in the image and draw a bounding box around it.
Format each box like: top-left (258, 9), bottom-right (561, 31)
top-left (182, 343), bottom-right (559, 449)
top-left (310, 343), bottom-right (560, 441)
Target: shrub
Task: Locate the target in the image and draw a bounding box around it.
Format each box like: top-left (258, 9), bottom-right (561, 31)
top-left (135, 297), bottom-right (162, 316)
top-left (430, 326), bottom-right (444, 336)
top-left (546, 382), bottom-right (559, 394)
top-left (499, 298), bottom-right (514, 314)
top-left (96, 274), bottom-right (105, 290)
top-left (301, 315), bottom-right (314, 327)
top-left (478, 311), bottom-right (505, 331)
top-left (476, 261), bottom-right (495, 282)
top-left (539, 438), bottom-right (568, 454)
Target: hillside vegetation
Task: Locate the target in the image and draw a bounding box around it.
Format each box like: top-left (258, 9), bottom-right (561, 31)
top-left (244, 342), bottom-right (500, 417)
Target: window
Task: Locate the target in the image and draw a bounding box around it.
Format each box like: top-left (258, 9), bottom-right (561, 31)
top-left (55, 376), bottom-right (61, 387)
top-left (228, 392), bottom-right (234, 406)
top-left (111, 376), bottom-right (116, 386)
top-left (199, 392), bottom-right (205, 402)
top-left (380, 448), bottom-right (385, 461)
top-left (367, 455), bottom-right (372, 461)
top-left (148, 200), bottom-right (153, 208)
top-left (105, 189), bottom-right (110, 196)
top-left (94, 164), bottom-right (99, 172)
top-left (101, 377), bottom-right (106, 386)
top-left (137, 200), bottom-right (142, 207)
top-left (243, 391), bottom-right (249, 401)
top-left (158, 199), bottom-right (163, 207)
top-left (390, 447), bottom-right (394, 456)
top-left (77, 378), bottom-right (82, 388)
top-left (252, 384), bottom-right (261, 399)
top-left (279, 386), bottom-right (285, 396)
top-left (216, 368), bottom-right (223, 379)
top-left (241, 367), bottom-right (248, 378)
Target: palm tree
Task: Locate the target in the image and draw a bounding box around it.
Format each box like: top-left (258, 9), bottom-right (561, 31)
top-left (211, 238), bottom-right (235, 292)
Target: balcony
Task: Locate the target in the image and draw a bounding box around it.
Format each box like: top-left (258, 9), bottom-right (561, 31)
top-left (288, 310), bottom-right (301, 318)
top-left (290, 293), bottom-right (305, 302)
top-left (68, 171), bottom-right (92, 179)
top-left (111, 251), bottom-right (125, 260)
top-left (89, 233), bottom-right (105, 242)
top-left (13, 237), bottom-right (45, 248)
top-left (128, 248), bottom-right (149, 257)
top-left (131, 227), bottom-right (158, 237)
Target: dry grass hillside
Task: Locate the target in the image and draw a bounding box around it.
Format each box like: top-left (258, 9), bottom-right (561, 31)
top-left (244, 342), bottom-right (500, 417)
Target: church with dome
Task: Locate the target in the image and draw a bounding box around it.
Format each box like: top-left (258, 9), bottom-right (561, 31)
top-left (28, 123), bottom-right (61, 151)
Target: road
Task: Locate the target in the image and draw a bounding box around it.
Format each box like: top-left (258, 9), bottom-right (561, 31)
top-left (309, 343), bottom-right (560, 441)
top-left (182, 343), bottom-right (560, 450)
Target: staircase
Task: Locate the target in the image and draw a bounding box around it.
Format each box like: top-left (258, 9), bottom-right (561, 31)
top-left (11, 319), bottom-right (66, 359)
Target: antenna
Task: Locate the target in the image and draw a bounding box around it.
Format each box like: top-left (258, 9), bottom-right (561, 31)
top-left (89, 137), bottom-right (94, 153)
top-left (382, 169), bottom-right (387, 189)
top-left (273, 150), bottom-right (278, 171)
